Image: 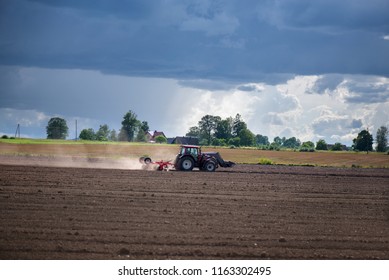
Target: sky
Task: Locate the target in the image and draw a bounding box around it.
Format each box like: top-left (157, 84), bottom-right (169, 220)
top-left (1, 0), bottom-right (389, 145)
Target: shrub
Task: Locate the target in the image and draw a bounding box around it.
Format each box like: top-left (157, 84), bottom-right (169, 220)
top-left (269, 143), bottom-right (280, 151)
top-left (212, 138), bottom-right (227, 146)
top-left (299, 147), bottom-right (315, 152)
top-left (331, 142), bottom-right (343, 151)
top-left (1, 135), bottom-right (9, 139)
top-left (218, 139), bottom-right (228, 146)
top-left (258, 158), bottom-right (273, 165)
top-left (300, 141), bottom-right (315, 152)
top-left (154, 135), bottom-right (167, 144)
top-left (257, 145), bottom-right (268, 150)
top-left (79, 128), bottom-right (96, 141)
top-left (228, 137), bottom-right (241, 147)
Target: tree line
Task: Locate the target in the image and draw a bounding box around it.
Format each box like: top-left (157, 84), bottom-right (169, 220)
top-left (184, 113), bottom-right (388, 153)
top-left (186, 114), bottom-right (256, 147)
top-left (43, 110), bottom-right (389, 152)
top-left (45, 110), bottom-right (165, 143)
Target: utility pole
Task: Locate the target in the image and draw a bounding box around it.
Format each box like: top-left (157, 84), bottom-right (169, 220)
top-left (15, 124), bottom-right (20, 138)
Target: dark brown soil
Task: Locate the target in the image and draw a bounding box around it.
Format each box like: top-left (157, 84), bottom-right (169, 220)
top-left (1, 160), bottom-right (388, 259)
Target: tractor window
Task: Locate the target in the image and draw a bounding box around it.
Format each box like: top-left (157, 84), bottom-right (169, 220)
top-left (180, 147), bottom-right (198, 157)
top-left (190, 148), bottom-right (198, 157)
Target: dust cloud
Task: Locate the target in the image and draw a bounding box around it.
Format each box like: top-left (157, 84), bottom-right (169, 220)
top-left (0, 154), bottom-right (145, 170)
top-left (0, 142), bottom-right (178, 170)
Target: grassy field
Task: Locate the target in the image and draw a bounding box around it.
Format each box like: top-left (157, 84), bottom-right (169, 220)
top-left (0, 138), bottom-right (388, 168)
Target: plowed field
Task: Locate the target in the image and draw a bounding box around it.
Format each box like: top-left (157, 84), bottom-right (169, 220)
top-left (1, 157), bottom-right (388, 259)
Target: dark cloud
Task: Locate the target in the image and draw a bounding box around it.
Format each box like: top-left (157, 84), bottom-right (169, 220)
top-left (344, 78), bottom-right (389, 103)
top-left (310, 75), bottom-right (345, 94)
top-left (350, 119), bottom-right (363, 129)
top-left (237, 85), bottom-right (258, 92)
top-left (178, 79), bottom-right (237, 91)
top-left (1, 0), bottom-right (388, 84)
top-left (312, 116), bottom-right (348, 136)
top-left (258, 0), bottom-right (389, 33)
top-left (346, 80), bottom-right (389, 94)
top-left (308, 74), bottom-right (389, 104)
top-left (26, 0), bottom-right (152, 19)
top-left (311, 116), bottom-right (365, 141)
top-left (0, 67), bottom-right (180, 133)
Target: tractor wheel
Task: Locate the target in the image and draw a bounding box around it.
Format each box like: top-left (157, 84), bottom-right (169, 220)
top-left (203, 161), bottom-right (216, 172)
top-left (179, 157), bottom-right (194, 171)
top-left (139, 157), bottom-right (152, 164)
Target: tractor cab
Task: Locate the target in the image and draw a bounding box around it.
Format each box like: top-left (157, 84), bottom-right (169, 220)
top-left (179, 145), bottom-right (201, 159)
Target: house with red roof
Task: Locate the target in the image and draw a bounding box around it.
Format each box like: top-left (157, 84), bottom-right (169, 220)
top-left (146, 130), bottom-right (167, 142)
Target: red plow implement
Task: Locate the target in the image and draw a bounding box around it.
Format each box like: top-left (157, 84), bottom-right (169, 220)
top-left (139, 157), bottom-right (174, 171)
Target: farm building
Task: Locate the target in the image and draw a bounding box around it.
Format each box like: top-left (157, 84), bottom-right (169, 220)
top-left (168, 136), bottom-right (199, 145)
top-left (146, 130), bottom-right (166, 142)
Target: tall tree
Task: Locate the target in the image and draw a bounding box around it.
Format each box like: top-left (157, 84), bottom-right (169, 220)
top-left (135, 131), bottom-right (146, 142)
top-left (316, 139), bottom-right (328, 150)
top-left (109, 129), bottom-right (117, 141)
top-left (198, 115), bottom-right (220, 145)
top-left (95, 124), bottom-right (110, 141)
top-left (255, 134), bottom-right (270, 146)
top-left (282, 137), bottom-right (301, 148)
top-left (120, 110), bottom-right (140, 142)
top-left (140, 121), bottom-right (149, 134)
top-left (186, 126), bottom-right (201, 137)
top-left (135, 121), bottom-right (149, 142)
top-left (118, 128), bottom-right (129, 141)
top-left (238, 128), bottom-right (255, 146)
top-left (331, 142), bottom-right (343, 151)
top-left (214, 117), bottom-right (233, 140)
top-left (353, 129), bottom-right (373, 153)
top-left (232, 114), bottom-right (247, 137)
top-left (273, 136), bottom-right (282, 146)
top-left (46, 117), bottom-right (68, 139)
top-left (376, 126), bottom-right (388, 152)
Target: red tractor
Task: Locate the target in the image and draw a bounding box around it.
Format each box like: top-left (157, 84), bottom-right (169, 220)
top-left (139, 145), bottom-right (235, 172)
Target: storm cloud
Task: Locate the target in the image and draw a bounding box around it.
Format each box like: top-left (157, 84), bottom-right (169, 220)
top-left (1, 0), bottom-right (389, 80)
top-left (0, 0), bottom-right (388, 144)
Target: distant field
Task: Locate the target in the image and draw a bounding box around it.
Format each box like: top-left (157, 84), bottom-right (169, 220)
top-left (0, 139), bottom-right (388, 168)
